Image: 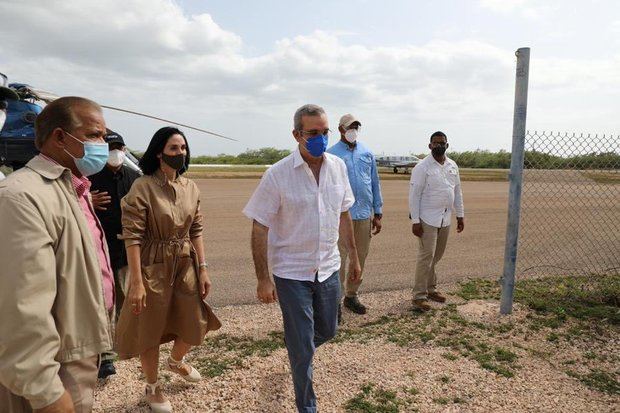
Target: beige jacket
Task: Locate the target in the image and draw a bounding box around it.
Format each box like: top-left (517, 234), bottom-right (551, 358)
top-left (0, 155), bottom-right (112, 409)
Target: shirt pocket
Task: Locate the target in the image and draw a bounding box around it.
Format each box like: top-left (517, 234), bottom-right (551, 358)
top-left (358, 154), bottom-right (373, 183)
top-left (141, 262), bottom-right (166, 299)
top-left (176, 257), bottom-right (199, 296)
top-left (447, 168), bottom-right (458, 186)
top-left (323, 185), bottom-right (345, 242)
top-left (325, 184), bottom-right (345, 212)
top-left (426, 170), bottom-right (444, 187)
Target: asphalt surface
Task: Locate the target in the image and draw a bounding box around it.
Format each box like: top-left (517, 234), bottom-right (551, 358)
top-left (198, 179), bottom-right (509, 307)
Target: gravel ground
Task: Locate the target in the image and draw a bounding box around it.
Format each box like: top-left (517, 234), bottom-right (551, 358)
top-left (93, 287), bottom-right (619, 412)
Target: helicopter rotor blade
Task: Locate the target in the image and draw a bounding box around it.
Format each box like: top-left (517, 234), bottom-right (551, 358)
top-left (100, 105), bottom-right (238, 142)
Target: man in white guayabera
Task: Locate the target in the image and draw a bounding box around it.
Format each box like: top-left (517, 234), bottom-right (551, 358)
top-left (244, 104), bottom-right (361, 413)
top-left (409, 131), bottom-right (465, 312)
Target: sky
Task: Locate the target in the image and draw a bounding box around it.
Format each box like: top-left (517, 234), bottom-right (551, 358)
top-left (0, 0), bottom-right (618, 156)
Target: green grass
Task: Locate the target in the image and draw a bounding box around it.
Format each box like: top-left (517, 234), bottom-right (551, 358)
top-left (188, 331), bottom-right (285, 378)
top-left (345, 383), bottom-right (409, 413)
top-left (202, 331), bottom-right (285, 357)
top-left (442, 352), bottom-right (459, 361)
top-left (403, 387), bottom-right (419, 396)
top-left (566, 369), bottom-right (620, 395)
top-left (456, 274), bottom-right (620, 324)
top-left (455, 279), bottom-right (500, 300)
top-left (193, 356), bottom-right (239, 378)
top-left (433, 397), bottom-right (449, 405)
top-left (515, 275), bottom-right (620, 324)
top-left (494, 348), bottom-right (518, 363)
top-left (581, 171), bottom-right (620, 184)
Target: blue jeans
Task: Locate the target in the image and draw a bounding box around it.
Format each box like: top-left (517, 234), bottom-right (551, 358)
top-left (274, 271), bottom-right (340, 413)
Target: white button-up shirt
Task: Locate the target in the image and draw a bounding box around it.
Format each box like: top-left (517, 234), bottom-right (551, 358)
top-left (243, 149), bottom-right (355, 282)
top-left (409, 155), bottom-right (464, 228)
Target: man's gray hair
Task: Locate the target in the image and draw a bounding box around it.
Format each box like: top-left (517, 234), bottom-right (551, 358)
top-left (293, 104), bottom-right (326, 131)
top-left (34, 96), bottom-right (101, 149)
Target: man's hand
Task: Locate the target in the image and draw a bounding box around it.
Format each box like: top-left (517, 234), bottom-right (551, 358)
top-left (457, 217), bottom-right (465, 233)
top-left (412, 223), bottom-right (423, 238)
top-left (348, 256), bottom-right (362, 282)
top-left (371, 215), bottom-right (382, 235)
top-left (91, 190), bottom-right (111, 211)
top-left (257, 278), bottom-right (277, 304)
top-left (34, 390), bottom-right (74, 413)
top-left (199, 268), bottom-right (211, 299)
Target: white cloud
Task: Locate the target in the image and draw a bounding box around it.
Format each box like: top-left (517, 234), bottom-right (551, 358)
top-left (478, 0), bottom-right (559, 19)
top-left (0, 0), bottom-right (618, 156)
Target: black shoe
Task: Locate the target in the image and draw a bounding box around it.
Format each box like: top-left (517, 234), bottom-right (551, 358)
top-left (344, 296), bottom-right (367, 315)
top-left (98, 360), bottom-right (116, 380)
top-left (338, 304), bottom-right (342, 325)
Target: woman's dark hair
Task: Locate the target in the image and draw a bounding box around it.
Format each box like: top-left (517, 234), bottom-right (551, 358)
top-left (139, 126), bottom-right (191, 175)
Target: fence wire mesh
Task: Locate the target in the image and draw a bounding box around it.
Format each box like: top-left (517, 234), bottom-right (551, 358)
top-left (517, 131), bottom-right (620, 279)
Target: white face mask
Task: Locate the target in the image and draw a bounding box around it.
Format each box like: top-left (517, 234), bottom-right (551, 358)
top-left (107, 149), bottom-right (126, 167)
top-left (0, 110), bottom-right (6, 131)
top-left (344, 128), bottom-right (358, 143)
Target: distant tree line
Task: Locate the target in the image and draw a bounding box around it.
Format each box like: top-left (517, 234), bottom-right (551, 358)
top-left (189, 147), bottom-right (619, 169)
top-left (416, 150), bottom-right (620, 170)
top-left (192, 147), bottom-right (292, 165)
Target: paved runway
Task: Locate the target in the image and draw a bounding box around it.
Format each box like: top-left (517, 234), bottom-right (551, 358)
top-left (197, 179), bottom-right (509, 307)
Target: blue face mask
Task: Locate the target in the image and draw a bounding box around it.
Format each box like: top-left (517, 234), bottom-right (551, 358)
top-left (63, 131), bottom-right (109, 176)
top-left (304, 134), bottom-right (328, 157)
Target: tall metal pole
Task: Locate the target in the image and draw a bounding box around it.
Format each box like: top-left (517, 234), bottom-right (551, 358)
top-left (500, 47), bottom-right (530, 314)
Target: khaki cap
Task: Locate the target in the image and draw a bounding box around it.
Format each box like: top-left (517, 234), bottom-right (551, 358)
top-left (339, 113), bottom-right (361, 129)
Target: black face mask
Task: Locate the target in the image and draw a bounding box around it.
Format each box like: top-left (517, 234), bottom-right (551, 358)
top-left (162, 153), bottom-right (186, 171)
top-left (432, 146), bottom-right (447, 157)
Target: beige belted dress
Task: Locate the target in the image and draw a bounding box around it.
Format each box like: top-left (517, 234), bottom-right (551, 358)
top-left (115, 169), bottom-right (220, 359)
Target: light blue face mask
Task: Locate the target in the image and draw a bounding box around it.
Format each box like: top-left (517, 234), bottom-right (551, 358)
top-left (63, 131), bottom-right (109, 176)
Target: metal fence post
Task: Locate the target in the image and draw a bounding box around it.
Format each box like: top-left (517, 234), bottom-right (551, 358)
top-left (500, 47), bottom-right (530, 314)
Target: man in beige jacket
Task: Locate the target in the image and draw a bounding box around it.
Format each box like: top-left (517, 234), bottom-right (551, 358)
top-left (0, 97), bottom-right (114, 412)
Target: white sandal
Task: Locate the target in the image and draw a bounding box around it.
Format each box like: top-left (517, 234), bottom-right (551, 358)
top-left (167, 355), bottom-right (202, 383)
top-left (145, 381), bottom-right (172, 413)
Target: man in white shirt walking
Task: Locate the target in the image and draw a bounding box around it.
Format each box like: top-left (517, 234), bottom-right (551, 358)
top-left (409, 131), bottom-right (465, 311)
top-left (243, 104), bottom-right (361, 413)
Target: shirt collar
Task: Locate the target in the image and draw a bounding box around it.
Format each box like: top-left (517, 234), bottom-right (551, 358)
top-left (430, 155), bottom-right (449, 167)
top-left (72, 175), bottom-right (91, 197)
top-left (37, 154), bottom-right (91, 196)
top-left (292, 148), bottom-right (328, 169)
top-left (107, 164), bottom-right (124, 177)
top-left (293, 149), bottom-right (305, 169)
top-left (153, 167), bottom-right (183, 186)
top-left (28, 153), bottom-right (70, 180)
top-left (340, 138), bottom-right (357, 150)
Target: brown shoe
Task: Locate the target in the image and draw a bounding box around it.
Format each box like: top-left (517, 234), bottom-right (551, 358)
top-left (412, 299), bottom-right (431, 312)
top-left (428, 292), bottom-right (447, 303)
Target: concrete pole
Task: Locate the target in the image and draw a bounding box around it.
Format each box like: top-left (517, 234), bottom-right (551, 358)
top-left (500, 47), bottom-right (530, 314)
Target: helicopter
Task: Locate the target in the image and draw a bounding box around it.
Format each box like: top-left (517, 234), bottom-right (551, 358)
top-left (0, 72), bottom-right (236, 172)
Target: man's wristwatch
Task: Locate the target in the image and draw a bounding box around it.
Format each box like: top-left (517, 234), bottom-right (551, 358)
top-left (199, 261), bottom-right (209, 269)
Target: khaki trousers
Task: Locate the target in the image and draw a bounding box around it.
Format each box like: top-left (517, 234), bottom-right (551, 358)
top-left (0, 355), bottom-right (99, 413)
top-left (338, 218), bottom-right (372, 298)
top-left (413, 220), bottom-right (450, 300)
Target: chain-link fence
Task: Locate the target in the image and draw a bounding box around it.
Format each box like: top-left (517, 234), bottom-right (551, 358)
top-left (516, 131), bottom-right (620, 279)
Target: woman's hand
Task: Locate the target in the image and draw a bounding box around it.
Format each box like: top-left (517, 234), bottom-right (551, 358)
top-left (199, 268), bottom-right (211, 299)
top-left (127, 280), bottom-right (147, 315)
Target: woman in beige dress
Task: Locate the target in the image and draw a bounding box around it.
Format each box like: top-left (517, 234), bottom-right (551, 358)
top-left (116, 126), bottom-right (221, 412)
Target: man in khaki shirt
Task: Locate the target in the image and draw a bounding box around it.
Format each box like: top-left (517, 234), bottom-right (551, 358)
top-left (0, 97), bottom-right (113, 412)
